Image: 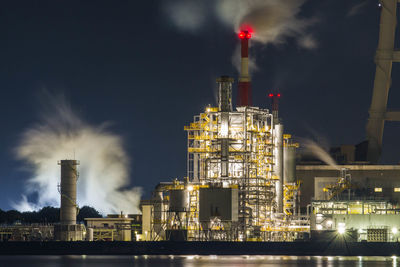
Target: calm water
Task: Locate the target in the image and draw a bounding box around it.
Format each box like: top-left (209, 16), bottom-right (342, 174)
top-left (0, 255), bottom-right (399, 267)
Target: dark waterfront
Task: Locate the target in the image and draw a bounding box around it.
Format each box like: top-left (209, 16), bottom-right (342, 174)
top-left (0, 255), bottom-right (398, 267)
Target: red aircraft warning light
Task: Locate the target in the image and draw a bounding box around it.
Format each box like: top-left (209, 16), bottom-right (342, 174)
top-left (268, 93), bottom-right (281, 98)
top-left (238, 31), bottom-right (252, 40)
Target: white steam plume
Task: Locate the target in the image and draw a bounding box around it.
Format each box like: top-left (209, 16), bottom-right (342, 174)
top-left (216, 0), bottom-right (317, 47)
top-left (302, 139), bottom-right (339, 169)
top-left (164, 0), bottom-right (317, 47)
top-left (12, 95), bottom-right (141, 215)
top-left (164, 0), bottom-right (317, 72)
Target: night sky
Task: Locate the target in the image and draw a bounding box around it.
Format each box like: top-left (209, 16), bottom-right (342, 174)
top-left (0, 0), bottom-right (399, 210)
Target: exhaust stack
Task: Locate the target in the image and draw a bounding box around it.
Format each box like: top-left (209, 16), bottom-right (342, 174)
top-left (238, 30), bottom-right (252, 107)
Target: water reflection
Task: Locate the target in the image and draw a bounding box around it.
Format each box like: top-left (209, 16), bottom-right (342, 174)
top-left (0, 255), bottom-right (397, 267)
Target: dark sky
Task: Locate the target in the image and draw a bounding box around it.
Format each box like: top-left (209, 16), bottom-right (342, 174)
top-left (0, 0), bottom-right (399, 210)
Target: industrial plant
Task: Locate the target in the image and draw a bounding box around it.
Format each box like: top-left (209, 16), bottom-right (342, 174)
top-left (2, 0), bottom-right (400, 247)
top-left (140, 30), bottom-right (308, 242)
top-left (140, 0), bottom-right (400, 243)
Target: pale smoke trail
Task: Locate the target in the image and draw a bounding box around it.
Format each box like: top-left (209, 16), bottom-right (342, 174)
top-left (302, 139), bottom-right (340, 169)
top-left (12, 95), bottom-right (141, 215)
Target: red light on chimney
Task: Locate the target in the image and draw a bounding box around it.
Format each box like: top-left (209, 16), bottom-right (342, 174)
top-left (277, 93), bottom-right (281, 98)
top-left (239, 31), bottom-right (252, 40)
top-left (268, 93), bottom-right (274, 98)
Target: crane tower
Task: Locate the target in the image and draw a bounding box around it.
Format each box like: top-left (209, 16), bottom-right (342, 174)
top-left (366, 0), bottom-right (400, 163)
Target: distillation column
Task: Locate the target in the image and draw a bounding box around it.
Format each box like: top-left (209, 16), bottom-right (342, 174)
top-left (366, 0), bottom-right (400, 163)
top-left (270, 93), bottom-right (284, 213)
top-left (274, 124), bottom-right (284, 213)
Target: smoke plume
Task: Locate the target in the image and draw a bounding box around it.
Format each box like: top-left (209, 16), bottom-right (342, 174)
top-left (216, 0), bottom-right (316, 47)
top-left (163, 0), bottom-right (316, 73)
top-left (301, 139), bottom-right (339, 169)
top-left (12, 94), bottom-right (141, 215)
top-left (163, 0), bottom-right (316, 47)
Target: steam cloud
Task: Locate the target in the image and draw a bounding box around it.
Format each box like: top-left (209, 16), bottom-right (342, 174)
top-left (302, 139), bottom-right (339, 169)
top-left (216, 0), bottom-right (316, 47)
top-left (12, 95), bottom-right (141, 215)
top-left (163, 0), bottom-right (317, 48)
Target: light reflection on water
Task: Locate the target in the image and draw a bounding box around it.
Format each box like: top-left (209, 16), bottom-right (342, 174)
top-left (0, 255), bottom-right (398, 267)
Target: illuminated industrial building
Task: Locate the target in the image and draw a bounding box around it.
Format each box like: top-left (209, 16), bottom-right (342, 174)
top-left (2, 2), bottom-right (400, 246)
top-left (141, 31), bottom-right (308, 242)
top-left (307, 168), bottom-right (400, 242)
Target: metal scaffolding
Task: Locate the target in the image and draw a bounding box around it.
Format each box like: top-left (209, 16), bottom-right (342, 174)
top-left (142, 77), bottom-right (308, 242)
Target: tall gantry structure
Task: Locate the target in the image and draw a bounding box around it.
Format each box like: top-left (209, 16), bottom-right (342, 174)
top-left (367, 0), bottom-right (400, 163)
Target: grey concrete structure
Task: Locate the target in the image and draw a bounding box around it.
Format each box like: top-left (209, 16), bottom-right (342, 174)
top-left (54, 159), bottom-right (83, 241)
top-left (59, 160), bottom-right (79, 225)
top-left (199, 187), bottom-right (238, 222)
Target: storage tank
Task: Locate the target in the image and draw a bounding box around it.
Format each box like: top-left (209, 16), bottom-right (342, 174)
top-left (59, 160), bottom-right (79, 225)
top-left (284, 146), bottom-right (296, 183)
top-left (169, 190), bottom-right (189, 212)
top-left (86, 228), bottom-right (94, 241)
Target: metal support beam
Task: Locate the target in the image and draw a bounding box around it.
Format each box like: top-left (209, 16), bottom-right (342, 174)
top-left (385, 111), bottom-right (400, 121)
top-left (366, 0), bottom-right (398, 163)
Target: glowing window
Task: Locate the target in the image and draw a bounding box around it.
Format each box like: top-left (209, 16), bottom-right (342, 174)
top-left (374, 187), bottom-right (382, 192)
top-left (394, 188), bottom-right (400, 192)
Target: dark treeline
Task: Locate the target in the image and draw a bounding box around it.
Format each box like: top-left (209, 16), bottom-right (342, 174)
top-left (0, 206), bottom-right (102, 225)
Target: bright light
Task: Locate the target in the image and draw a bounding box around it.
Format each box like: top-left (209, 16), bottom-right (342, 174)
top-left (326, 220), bottom-right (333, 226)
top-left (220, 121), bottom-right (228, 138)
top-left (392, 227), bottom-right (398, 234)
top-left (316, 224), bottom-right (323, 230)
top-left (337, 223), bottom-right (346, 234)
top-left (187, 185), bottom-right (193, 192)
top-left (238, 31), bottom-right (251, 40)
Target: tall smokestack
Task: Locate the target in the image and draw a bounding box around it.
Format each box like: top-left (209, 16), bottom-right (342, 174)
top-left (238, 30), bottom-right (252, 106)
top-left (268, 93), bottom-right (281, 121)
top-left (59, 160), bottom-right (79, 225)
top-left (54, 159), bottom-right (83, 241)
